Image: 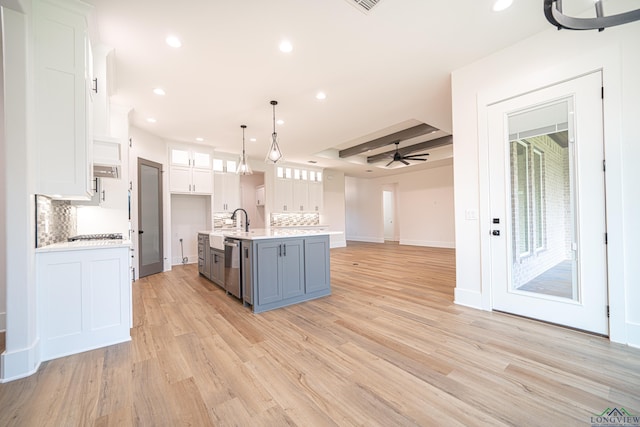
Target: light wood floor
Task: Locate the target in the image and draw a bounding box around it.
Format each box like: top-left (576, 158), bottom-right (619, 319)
top-left (1, 242), bottom-right (639, 426)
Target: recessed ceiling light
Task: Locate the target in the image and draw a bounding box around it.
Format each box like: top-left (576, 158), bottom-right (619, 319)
top-left (146, 118), bottom-right (157, 123)
top-left (166, 36), bottom-right (182, 48)
top-left (250, 138), bottom-right (257, 142)
top-left (153, 88), bottom-right (166, 96)
top-left (316, 91), bottom-right (327, 100)
top-left (195, 137), bottom-right (204, 142)
top-left (277, 119), bottom-right (284, 125)
top-left (492, 0), bottom-right (513, 12)
top-left (279, 40), bottom-right (293, 53)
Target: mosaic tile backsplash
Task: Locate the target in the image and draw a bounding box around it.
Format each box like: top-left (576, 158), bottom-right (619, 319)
top-left (270, 212), bottom-right (320, 227)
top-left (36, 195), bottom-right (77, 247)
top-left (213, 212), bottom-right (237, 229)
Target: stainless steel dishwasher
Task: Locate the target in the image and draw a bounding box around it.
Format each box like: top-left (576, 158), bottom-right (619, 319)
top-left (224, 238), bottom-right (242, 299)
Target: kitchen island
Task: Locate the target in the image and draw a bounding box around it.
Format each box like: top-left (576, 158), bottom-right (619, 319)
top-left (198, 229), bottom-right (332, 313)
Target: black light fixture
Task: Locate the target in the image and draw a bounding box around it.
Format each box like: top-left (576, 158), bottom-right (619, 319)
top-left (236, 125), bottom-right (253, 175)
top-left (265, 100), bottom-right (283, 163)
top-left (544, 0), bottom-right (640, 32)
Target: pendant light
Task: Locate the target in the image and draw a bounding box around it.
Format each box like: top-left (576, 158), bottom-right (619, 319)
top-left (236, 125), bottom-right (253, 175)
top-left (266, 100), bottom-right (283, 163)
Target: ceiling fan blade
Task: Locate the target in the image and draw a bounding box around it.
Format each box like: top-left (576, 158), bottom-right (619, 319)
top-left (385, 159), bottom-right (395, 167)
top-left (404, 154), bottom-right (429, 159)
top-left (410, 158), bottom-right (427, 162)
top-left (400, 159), bottom-right (410, 166)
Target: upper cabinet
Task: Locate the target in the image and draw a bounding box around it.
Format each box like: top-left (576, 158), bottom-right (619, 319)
top-left (169, 145), bottom-right (213, 194)
top-left (91, 43), bottom-right (114, 138)
top-left (273, 165), bottom-right (323, 212)
top-left (34, 0), bottom-right (94, 199)
top-left (212, 155), bottom-right (240, 212)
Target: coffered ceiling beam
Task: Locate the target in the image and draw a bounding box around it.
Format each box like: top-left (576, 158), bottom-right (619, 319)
top-left (366, 135), bottom-right (453, 163)
top-left (338, 123), bottom-right (438, 158)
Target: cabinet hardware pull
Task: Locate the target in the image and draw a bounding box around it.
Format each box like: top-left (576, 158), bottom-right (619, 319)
top-left (92, 78), bottom-right (98, 93)
top-left (278, 244), bottom-right (282, 257)
top-left (101, 190), bottom-right (105, 202)
top-left (193, 185), bottom-right (196, 192)
top-left (283, 244), bottom-right (286, 256)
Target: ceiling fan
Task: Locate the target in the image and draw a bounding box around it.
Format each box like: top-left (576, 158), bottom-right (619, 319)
top-left (386, 142), bottom-right (429, 167)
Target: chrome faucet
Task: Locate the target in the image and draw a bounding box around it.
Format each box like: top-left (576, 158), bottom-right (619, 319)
top-left (230, 208), bottom-right (250, 232)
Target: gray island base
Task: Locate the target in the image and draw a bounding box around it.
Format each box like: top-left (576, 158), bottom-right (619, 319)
top-left (198, 230), bottom-right (331, 313)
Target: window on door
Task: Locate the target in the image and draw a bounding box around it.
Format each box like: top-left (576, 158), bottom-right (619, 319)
top-left (511, 140), bottom-right (547, 260)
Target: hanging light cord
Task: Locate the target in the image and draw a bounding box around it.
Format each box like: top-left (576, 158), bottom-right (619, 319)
top-left (241, 125), bottom-right (247, 157)
top-left (272, 100), bottom-right (278, 140)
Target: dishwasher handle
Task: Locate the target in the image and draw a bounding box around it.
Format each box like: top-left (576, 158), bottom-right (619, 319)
top-left (224, 241), bottom-right (239, 248)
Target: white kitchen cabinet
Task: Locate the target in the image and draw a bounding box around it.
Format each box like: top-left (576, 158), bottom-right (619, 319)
top-left (274, 175), bottom-right (294, 211)
top-left (272, 164), bottom-right (323, 212)
top-left (213, 171), bottom-right (240, 212)
top-left (37, 245), bottom-right (131, 361)
top-left (308, 181), bottom-right (323, 212)
top-left (34, 0), bottom-right (93, 199)
top-left (169, 145), bottom-right (213, 194)
top-left (91, 43), bottom-right (113, 137)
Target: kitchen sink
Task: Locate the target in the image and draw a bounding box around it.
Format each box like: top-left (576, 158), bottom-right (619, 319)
top-left (209, 232), bottom-right (225, 250)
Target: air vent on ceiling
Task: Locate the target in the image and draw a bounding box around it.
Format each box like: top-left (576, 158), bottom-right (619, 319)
top-left (347, 0), bottom-right (381, 13)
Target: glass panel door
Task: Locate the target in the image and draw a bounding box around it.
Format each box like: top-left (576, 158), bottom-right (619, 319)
top-left (138, 158), bottom-right (163, 277)
top-left (488, 72), bottom-right (608, 335)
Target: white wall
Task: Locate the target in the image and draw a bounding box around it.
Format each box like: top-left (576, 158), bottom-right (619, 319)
top-left (0, 3), bottom-right (7, 333)
top-left (240, 172), bottom-right (265, 229)
top-left (170, 194), bottom-right (210, 265)
top-left (1, 4), bottom-right (40, 381)
top-left (322, 169), bottom-right (347, 248)
top-left (345, 161), bottom-right (455, 248)
top-left (451, 4), bottom-right (640, 346)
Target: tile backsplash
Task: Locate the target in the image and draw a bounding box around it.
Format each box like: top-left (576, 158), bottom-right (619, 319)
top-left (270, 212), bottom-right (320, 227)
top-left (213, 212), bottom-right (236, 229)
top-left (36, 195), bottom-right (77, 247)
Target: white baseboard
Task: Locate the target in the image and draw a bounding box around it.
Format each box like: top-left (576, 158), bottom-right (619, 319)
top-left (1, 337), bottom-right (41, 383)
top-left (0, 311), bottom-right (5, 332)
top-left (345, 236), bottom-right (385, 243)
top-left (626, 322), bottom-right (640, 349)
top-left (454, 288), bottom-right (484, 310)
top-left (171, 256), bottom-right (196, 266)
top-left (399, 239), bottom-right (455, 249)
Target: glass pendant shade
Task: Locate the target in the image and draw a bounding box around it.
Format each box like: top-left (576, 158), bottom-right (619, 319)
top-left (266, 100), bottom-right (283, 163)
top-left (266, 132), bottom-right (283, 163)
top-left (236, 125), bottom-right (253, 175)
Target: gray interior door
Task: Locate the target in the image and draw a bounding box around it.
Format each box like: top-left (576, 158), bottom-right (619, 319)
top-left (138, 158), bottom-right (163, 278)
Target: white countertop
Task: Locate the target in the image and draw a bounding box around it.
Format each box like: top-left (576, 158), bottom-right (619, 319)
top-left (208, 228), bottom-right (337, 241)
top-left (36, 239), bottom-right (132, 253)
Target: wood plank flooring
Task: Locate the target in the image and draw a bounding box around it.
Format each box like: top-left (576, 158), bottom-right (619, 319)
top-left (1, 241), bottom-right (639, 426)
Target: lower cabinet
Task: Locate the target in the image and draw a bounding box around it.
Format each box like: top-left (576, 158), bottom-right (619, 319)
top-left (197, 233), bottom-right (210, 279)
top-left (250, 235), bottom-right (330, 313)
top-left (255, 238), bottom-right (305, 306)
top-left (210, 248), bottom-right (225, 287)
top-left (36, 246), bottom-right (131, 361)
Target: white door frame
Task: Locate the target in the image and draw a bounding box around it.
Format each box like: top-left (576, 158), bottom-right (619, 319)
top-left (475, 46), bottom-right (626, 343)
top-left (487, 73), bottom-right (608, 334)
